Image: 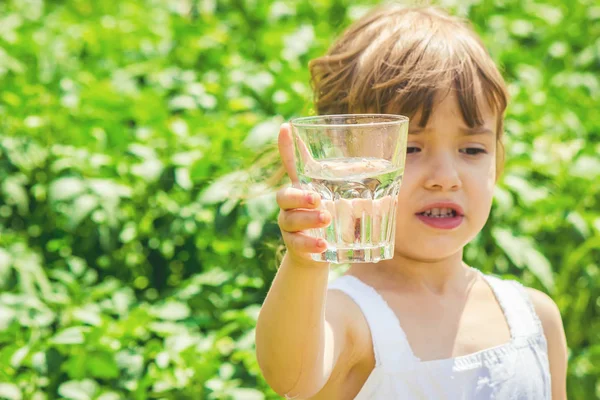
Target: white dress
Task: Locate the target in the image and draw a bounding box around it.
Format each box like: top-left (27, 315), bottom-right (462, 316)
top-left (327, 269), bottom-right (552, 399)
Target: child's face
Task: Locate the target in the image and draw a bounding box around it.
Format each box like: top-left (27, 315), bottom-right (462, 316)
top-left (392, 91), bottom-right (497, 261)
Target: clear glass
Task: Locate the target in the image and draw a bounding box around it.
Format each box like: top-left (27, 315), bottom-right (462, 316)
top-left (290, 114), bottom-right (409, 263)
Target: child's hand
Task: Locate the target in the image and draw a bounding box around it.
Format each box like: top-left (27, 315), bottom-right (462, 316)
top-left (277, 123), bottom-right (331, 264)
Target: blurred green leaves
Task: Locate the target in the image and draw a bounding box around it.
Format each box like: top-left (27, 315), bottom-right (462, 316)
top-left (0, 0), bottom-right (598, 399)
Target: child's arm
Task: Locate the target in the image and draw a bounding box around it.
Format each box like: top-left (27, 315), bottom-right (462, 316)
top-left (527, 288), bottom-right (568, 399)
top-left (255, 124), bottom-right (355, 397)
top-left (256, 253), bottom-right (354, 397)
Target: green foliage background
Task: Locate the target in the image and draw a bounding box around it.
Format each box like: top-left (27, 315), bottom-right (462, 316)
top-left (0, 0), bottom-right (598, 399)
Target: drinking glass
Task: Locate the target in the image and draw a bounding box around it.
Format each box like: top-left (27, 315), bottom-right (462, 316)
top-left (290, 114), bottom-right (409, 263)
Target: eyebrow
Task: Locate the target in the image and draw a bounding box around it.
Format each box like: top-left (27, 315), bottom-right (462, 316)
top-left (408, 126), bottom-right (494, 136)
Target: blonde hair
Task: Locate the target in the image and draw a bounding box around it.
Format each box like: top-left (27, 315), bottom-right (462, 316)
top-left (309, 4), bottom-right (509, 176)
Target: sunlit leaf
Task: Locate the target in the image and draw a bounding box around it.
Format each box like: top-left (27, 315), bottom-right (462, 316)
top-left (0, 383), bottom-right (22, 400)
top-left (228, 388), bottom-right (265, 400)
top-left (199, 171), bottom-right (249, 204)
top-left (151, 301), bottom-right (191, 321)
top-left (2, 176), bottom-right (29, 215)
top-left (87, 352), bottom-right (119, 379)
top-left (50, 326), bottom-right (88, 345)
top-left (58, 379), bottom-right (98, 400)
top-left (49, 177), bottom-right (86, 202)
top-left (243, 117), bottom-right (283, 150)
top-left (10, 345), bottom-right (29, 369)
top-left (492, 228), bottom-right (555, 291)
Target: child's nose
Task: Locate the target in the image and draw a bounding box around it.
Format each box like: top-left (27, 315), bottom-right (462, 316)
top-left (423, 153), bottom-right (462, 191)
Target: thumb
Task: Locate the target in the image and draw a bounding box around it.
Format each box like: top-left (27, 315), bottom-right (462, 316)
top-left (278, 123), bottom-right (300, 186)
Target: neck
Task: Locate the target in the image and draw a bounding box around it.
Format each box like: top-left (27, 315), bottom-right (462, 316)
top-left (347, 250), bottom-right (474, 296)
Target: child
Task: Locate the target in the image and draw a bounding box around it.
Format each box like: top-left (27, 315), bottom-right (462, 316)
top-left (255, 4), bottom-right (568, 399)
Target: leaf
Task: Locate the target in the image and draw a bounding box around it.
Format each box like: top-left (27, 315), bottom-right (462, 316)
top-left (2, 176), bottom-right (29, 215)
top-left (502, 175), bottom-right (549, 205)
top-left (58, 380), bottom-right (98, 400)
top-left (67, 257), bottom-right (87, 277)
top-left (151, 301), bottom-right (191, 321)
top-left (244, 71), bottom-right (274, 95)
top-left (72, 305), bottom-right (102, 327)
top-left (175, 167), bottom-right (193, 190)
top-left (127, 144), bottom-right (158, 160)
top-left (219, 363), bottom-right (235, 379)
top-left (511, 20), bottom-right (534, 38)
top-left (97, 392), bottom-right (121, 400)
top-left (246, 220), bottom-right (263, 241)
top-left (245, 190), bottom-right (277, 221)
top-left (155, 351), bottom-right (169, 368)
top-left (0, 48), bottom-right (25, 76)
top-left (148, 321), bottom-right (188, 336)
top-left (50, 326), bottom-right (88, 345)
top-left (169, 95), bottom-right (197, 110)
top-left (130, 159), bottom-right (164, 182)
top-left (191, 268), bottom-right (231, 286)
top-left (244, 304), bottom-right (261, 322)
top-left (172, 150), bottom-right (203, 167)
top-left (282, 25), bottom-right (315, 60)
top-left (32, 351), bottom-right (46, 375)
top-left (198, 171), bottom-right (249, 204)
top-left (525, 3), bottom-right (563, 25)
top-left (112, 287), bottom-right (135, 316)
top-left (567, 212), bottom-right (590, 238)
top-left (0, 249), bottom-right (12, 284)
top-left (243, 117), bottom-right (283, 150)
top-left (204, 378), bottom-right (224, 391)
top-left (87, 352), bottom-right (120, 379)
top-left (49, 177), bottom-right (86, 202)
top-left (10, 346), bottom-right (29, 369)
top-left (0, 383), bottom-right (22, 400)
top-left (165, 333), bottom-right (199, 354)
top-left (90, 278), bottom-right (122, 299)
top-left (88, 179), bottom-right (132, 199)
top-left (570, 155), bottom-right (600, 179)
top-left (69, 194), bottom-right (98, 228)
top-left (115, 350), bottom-right (144, 377)
top-left (63, 353), bottom-right (87, 381)
top-left (119, 222), bottom-right (137, 244)
top-left (227, 388), bottom-right (265, 400)
top-left (0, 305), bottom-right (16, 330)
top-left (492, 228), bottom-right (555, 291)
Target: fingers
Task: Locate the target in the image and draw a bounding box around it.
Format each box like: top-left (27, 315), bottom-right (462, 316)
top-left (278, 208), bottom-right (331, 233)
top-left (278, 123), bottom-right (299, 185)
top-left (281, 230), bottom-right (328, 254)
top-left (276, 186), bottom-right (321, 210)
top-left (276, 183), bottom-right (330, 259)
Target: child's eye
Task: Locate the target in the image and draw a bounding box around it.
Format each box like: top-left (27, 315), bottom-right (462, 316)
top-left (460, 148), bottom-right (487, 156)
top-left (407, 147), bottom-right (421, 154)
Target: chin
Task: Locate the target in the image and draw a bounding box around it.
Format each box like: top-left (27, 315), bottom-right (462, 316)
top-left (393, 239), bottom-right (466, 262)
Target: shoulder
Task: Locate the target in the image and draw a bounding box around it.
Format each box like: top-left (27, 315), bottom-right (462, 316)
top-left (484, 275), bottom-right (564, 342)
top-left (524, 286), bottom-right (568, 399)
top-left (327, 279), bottom-right (376, 370)
top-left (523, 286), bottom-right (564, 337)
top-left (326, 285), bottom-right (372, 360)
top-left (320, 286), bottom-right (374, 394)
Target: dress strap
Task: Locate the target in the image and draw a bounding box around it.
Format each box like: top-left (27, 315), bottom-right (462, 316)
top-left (328, 275), bottom-right (419, 369)
top-left (480, 272), bottom-right (543, 338)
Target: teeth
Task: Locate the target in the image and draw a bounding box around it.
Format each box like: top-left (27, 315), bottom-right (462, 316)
top-left (422, 207), bottom-right (455, 218)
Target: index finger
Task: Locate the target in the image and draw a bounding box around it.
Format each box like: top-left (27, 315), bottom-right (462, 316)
top-left (278, 123), bottom-right (299, 186)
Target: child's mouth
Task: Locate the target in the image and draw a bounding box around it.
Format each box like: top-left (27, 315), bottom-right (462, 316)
top-left (416, 207), bottom-right (463, 229)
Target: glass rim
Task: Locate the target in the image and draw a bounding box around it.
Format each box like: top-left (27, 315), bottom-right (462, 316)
top-left (290, 113), bottom-right (409, 128)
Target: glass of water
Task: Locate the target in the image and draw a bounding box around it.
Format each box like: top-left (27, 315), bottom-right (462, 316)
top-left (290, 114), bottom-right (409, 263)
